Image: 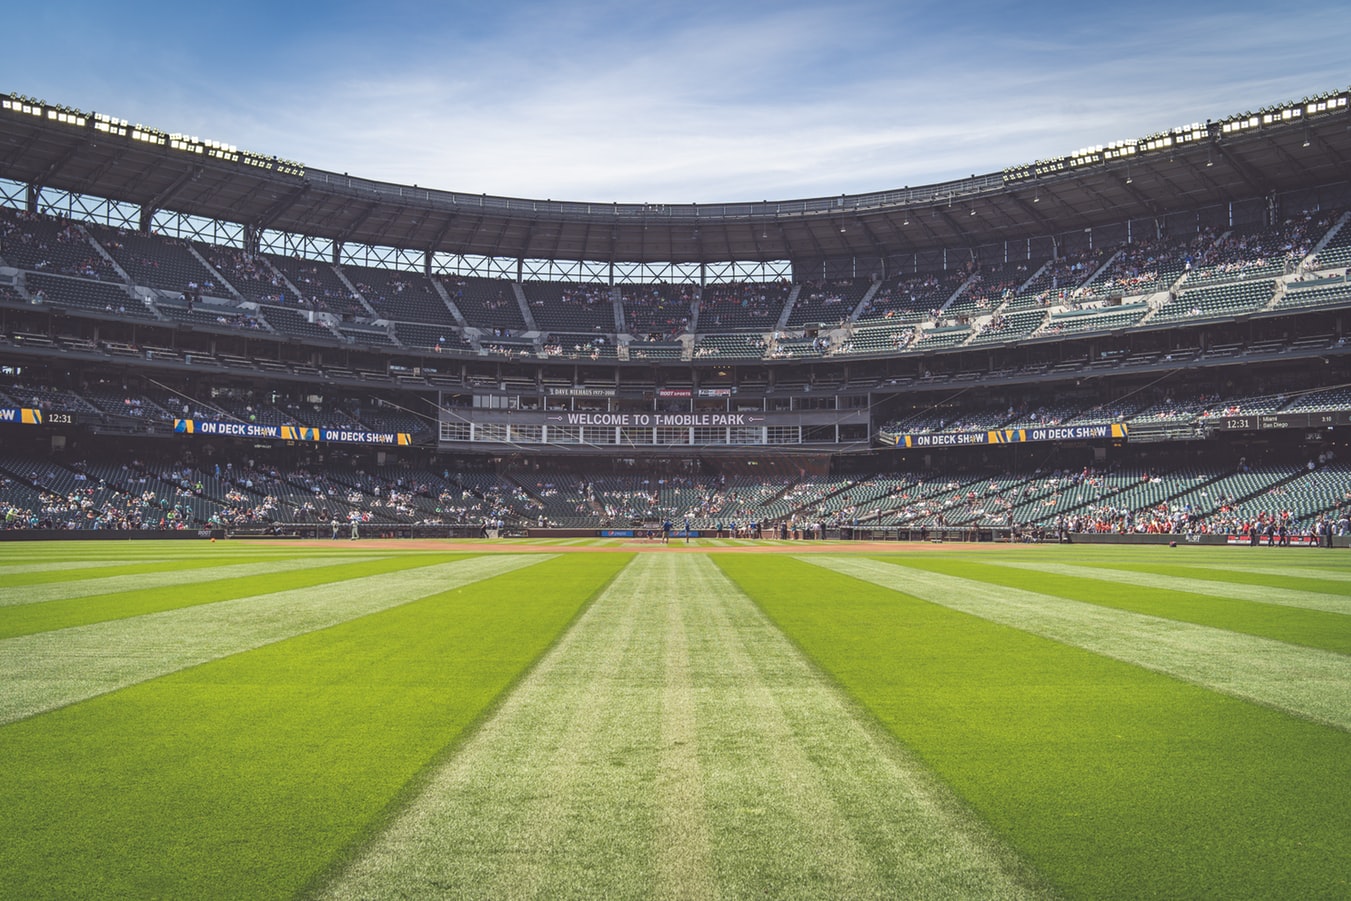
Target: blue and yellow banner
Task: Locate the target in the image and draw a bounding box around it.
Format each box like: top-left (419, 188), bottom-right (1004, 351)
top-left (0, 407), bottom-right (44, 425)
top-left (174, 419), bottom-right (412, 446)
top-left (882, 422), bottom-right (1128, 448)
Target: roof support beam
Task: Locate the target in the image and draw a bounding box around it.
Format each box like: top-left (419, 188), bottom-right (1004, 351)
top-left (139, 164), bottom-right (203, 231)
top-left (252, 183), bottom-right (311, 231)
top-left (31, 138), bottom-right (86, 192)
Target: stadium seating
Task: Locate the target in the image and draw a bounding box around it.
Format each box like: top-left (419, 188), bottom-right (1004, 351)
top-left (24, 272), bottom-right (154, 318)
top-left (524, 282), bottom-right (615, 332)
top-left (622, 284), bottom-right (694, 339)
top-left (89, 226), bottom-right (220, 295)
top-left (696, 282), bottom-right (789, 331)
top-left (1150, 280), bottom-right (1277, 323)
top-left (441, 275), bottom-right (526, 331)
top-left (786, 279), bottom-right (869, 328)
top-left (0, 209), bottom-right (118, 280)
top-left (344, 264), bottom-right (454, 326)
top-left (265, 255), bottom-right (368, 319)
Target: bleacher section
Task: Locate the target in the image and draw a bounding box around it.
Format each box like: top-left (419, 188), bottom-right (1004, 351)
top-left (859, 270), bottom-right (970, 326)
top-left (89, 226), bottom-right (219, 295)
top-left (0, 209), bottom-right (118, 280)
top-left (441, 275), bottom-right (525, 331)
top-left (696, 282), bottom-right (789, 331)
top-left (787, 280), bottom-right (869, 328)
top-left (525, 282), bottom-right (615, 332)
top-left (622, 284), bottom-right (694, 339)
top-left (968, 309), bottom-right (1046, 345)
top-left (692, 333), bottom-right (767, 359)
top-left (266, 255), bottom-right (367, 319)
top-left (1151, 280), bottom-right (1277, 323)
top-left (1074, 233), bottom-right (1209, 300)
top-left (24, 272), bottom-right (152, 318)
top-left (345, 265), bottom-right (453, 326)
top-left (1041, 302), bottom-right (1149, 335)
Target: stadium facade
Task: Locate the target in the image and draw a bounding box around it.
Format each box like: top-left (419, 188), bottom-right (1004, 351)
top-left (1, 88), bottom-right (1350, 540)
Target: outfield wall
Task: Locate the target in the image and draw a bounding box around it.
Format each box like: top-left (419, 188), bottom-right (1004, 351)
top-left (0, 529), bottom-right (226, 541)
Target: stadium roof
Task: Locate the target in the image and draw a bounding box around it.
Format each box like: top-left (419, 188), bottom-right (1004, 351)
top-left (1, 89), bottom-right (1348, 266)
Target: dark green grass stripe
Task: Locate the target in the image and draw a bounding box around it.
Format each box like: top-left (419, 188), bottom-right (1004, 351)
top-left (0, 555), bottom-right (466, 640)
top-left (715, 555), bottom-right (1351, 901)
top-left (0, 555), bottom-right (288, 586)
top-left (872, 556), bottom-right (1351, 655)
top-left (0, 553), bottom-right (629, 901)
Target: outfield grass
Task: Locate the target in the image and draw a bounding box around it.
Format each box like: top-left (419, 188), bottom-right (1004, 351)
top-left (0, 550), bottom-right (626, 899)
top-left (0, 540), bottom-right (1347, 899)
top-left (717, 552), bottom-right (1351, 899)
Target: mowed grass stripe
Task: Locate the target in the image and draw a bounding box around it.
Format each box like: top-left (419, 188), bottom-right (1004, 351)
top-left (0, 554), bottom-right (463, 640)
top-left (808, 556), bottom-right (1351, 731)
top-left (1185, 560), bottom-right (1351, 583)
top-left (654, 556), bottom-right (717, 900)
top-left (0, 554), bottom-right (622, 901)
top-left (321, 553), bottom-right (662, 900)
top-left (0, 555), bottom-right (545, 725)
top-left (0, 559), bottom-right (155, 575)
top-left (890, 556), bottom-right (1351, 655)
top-left (0, 554), bottom-right (281, 587)
top-left (993, 559), bottom-right (1351, 614)
top-left (324, 555), bottom-right (1044, 901)
top-left (684, 555), bottom-right (1048, 900)
top-left (1058, 557), bottom-right (1351, 596)
top-left (718, 556), bottom-right (1351, 900)
top-left (0, 554), bottom-right (379, 607)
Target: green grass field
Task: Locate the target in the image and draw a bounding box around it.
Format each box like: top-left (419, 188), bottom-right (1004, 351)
top-left (0, 540), bottom-right (1347, 899)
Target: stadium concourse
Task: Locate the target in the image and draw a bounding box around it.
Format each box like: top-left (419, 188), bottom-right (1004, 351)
top-left (2, 90), bottom-right (1351, 544)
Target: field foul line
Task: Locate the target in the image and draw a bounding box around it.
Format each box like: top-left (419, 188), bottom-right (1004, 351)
top-left (990, 560), bottom-right (1351, 615)
top-left (0, 555), bottom-right (385, 607)
top-left (321, 554), bottom-right (1045, 900)
top-left (805, 557), bottom-right (1351, 732)
top-left (0, 555), bottom-right (551, 726)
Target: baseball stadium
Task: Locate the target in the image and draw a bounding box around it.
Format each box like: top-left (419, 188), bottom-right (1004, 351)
top-left (1, 62), bottom-right (1349, 900)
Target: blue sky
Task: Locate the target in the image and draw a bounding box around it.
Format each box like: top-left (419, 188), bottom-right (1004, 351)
top-left (8, 1), bottom-right (1349, 203)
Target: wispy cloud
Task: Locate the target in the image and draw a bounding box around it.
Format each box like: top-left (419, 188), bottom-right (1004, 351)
top-left (11, 1), bottom-right (1351, 202)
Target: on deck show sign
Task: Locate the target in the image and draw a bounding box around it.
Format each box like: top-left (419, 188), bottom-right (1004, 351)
top-left (174, 419), bottom-right (412, 445)
top-left (883, 423), bottom-right (1129, 448)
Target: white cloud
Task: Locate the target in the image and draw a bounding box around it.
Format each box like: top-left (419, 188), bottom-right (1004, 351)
top-left (14, 2), bottom-right (1351, 203)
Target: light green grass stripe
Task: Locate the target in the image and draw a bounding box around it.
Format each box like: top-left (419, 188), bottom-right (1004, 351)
top-left (0, 555), bottom-right (376, 607)
top-left (0, 555), bottom-right (466, 641)
top-left (684, 554), bottom-right (1048, 900)
top-left (0, 559), bottom-right (153, 575)
top-left (0, 555), bottom-right (549, 725)
top-left (992, 559), bottom-right (1351, 615)
top-left (1192, 561), bottom-right (1351, 583)
top-left (323, 555), bottom-right (1043, 901)
top-left (321, 553), bottom-right (661, 900)
top-left (654, 557), bottom-right (717, 900)
top-left (806, 556), bottom-right (1351, 731)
